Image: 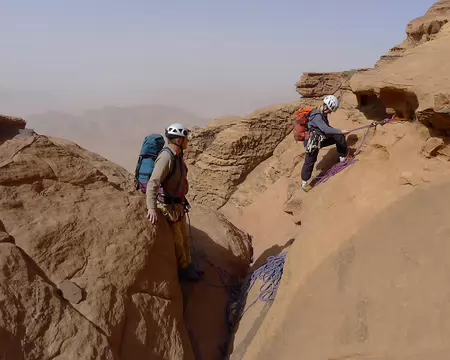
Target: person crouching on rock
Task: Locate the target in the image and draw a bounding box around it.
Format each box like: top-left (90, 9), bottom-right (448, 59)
top-left (146, 123), bottom-right (201, 282)
top-left (301, 95), bottom-right (349, 192)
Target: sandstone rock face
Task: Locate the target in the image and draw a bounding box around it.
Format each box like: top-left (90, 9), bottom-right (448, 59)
top-left (0, 121), bottom-right (257, 360)
top-left (0, 220), bottom-right (14, 243)
top-left (208, 115), bottom-right (244, 127)
top-left (4, 4), bottom-right (450, 360)
top-left (224, 131), bottom-right (304, 209)
top-left (422, 136), bottom-right (445, 158)
top-left (377, 0), bottom-right (450, 66)
top-left (228, 107), bottom-right (450, 359)
top-left (295, 72), bottom-right (343, 97)
top-left (185, 101), bottom-right (320, 209)
top-left (244, 180), bottom-right (450, 360)
top-left (351, 0), bottom-right (450, 132)
top-left (434, 93), bottom-right (450, 113)
top-left (407, 0), bottom-right (450, 43)
top-left (0, 241), bottom-right (114, 360)
top-left (183, 205), bottom-right (253, 360)
top-left (189, 205), bottom-right (252, 276)
top-left (295, 70), bottom-right (368, 112)
top-left (0, 130), bottom-right (195, 359)
top-left (0, 114), bottom-right (26, 129)
top-left (295, 70), bottom-right (361, 99)
top-left (0, 114), bottom-right (27, 140)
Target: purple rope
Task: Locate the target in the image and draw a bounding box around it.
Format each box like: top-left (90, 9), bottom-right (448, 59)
top-left (314, 123), bottom-right (374, 186)
top-left (235, 252), bottom-right (288, 321)
top-left (314, 115), bottom-right (400, 186)
top-left (346, 118), bottom-right (395, 134)
top-left (346, 124), bottom-right (374, 134)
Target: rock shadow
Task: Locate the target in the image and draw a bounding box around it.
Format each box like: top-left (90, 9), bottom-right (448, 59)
top-left (225, 237), bottom-right (295, 359)
top-left (181, 225), bottom-right (251, 360)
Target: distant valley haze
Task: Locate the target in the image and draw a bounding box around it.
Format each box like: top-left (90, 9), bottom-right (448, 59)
top-left (0, 0), bottom-right (437, 170)
top-left (26, 104), bottom-right (210, 172)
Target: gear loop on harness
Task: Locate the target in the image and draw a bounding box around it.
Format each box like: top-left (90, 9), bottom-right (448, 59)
top-left (305, 131), bottom-right (326, 154)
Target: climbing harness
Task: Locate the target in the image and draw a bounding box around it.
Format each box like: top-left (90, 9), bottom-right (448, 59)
top-left (314, 118), bottom-right (396, 187)
top-left (305, 132), bottom-right (326, 154)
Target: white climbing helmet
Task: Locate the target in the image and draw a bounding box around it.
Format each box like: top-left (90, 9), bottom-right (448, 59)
top-left (323, 95), bottom-right (340, 112)
top-left (166, 123), bottom-right (190, 138)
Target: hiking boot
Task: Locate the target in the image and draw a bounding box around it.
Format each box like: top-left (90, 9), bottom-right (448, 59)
top-left (179, 264), bottom-right (202, 282)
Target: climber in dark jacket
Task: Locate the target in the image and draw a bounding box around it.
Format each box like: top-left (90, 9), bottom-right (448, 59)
top-left (301, 95), bottom-right (349, 192)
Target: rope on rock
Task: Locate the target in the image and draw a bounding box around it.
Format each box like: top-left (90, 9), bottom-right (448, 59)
top-left (188, 237), bottom-right (288, 332)
top-left (186, 210), bottom-right (289, 354)
top-left (231, 252), bottom-right (288, 324)
top-left (314, 118), bottom-right (395, 186)
top-left (314, 125), bottom-right (371, 186)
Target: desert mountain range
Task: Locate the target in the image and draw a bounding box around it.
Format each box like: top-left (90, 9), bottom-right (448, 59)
top-left (26, 105), bottom-right (210, 172)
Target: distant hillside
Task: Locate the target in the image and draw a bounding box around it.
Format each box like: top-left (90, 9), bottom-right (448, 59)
top-left (27, 105), bottom-right (209, 172)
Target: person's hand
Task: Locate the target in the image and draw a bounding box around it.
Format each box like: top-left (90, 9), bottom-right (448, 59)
top-left (341, 129), bottom-right (350, 135)
top-left (147, 209), bottom-right (158, 224)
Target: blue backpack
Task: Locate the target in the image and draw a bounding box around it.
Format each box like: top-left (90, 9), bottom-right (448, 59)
top-left (134, 134), bottom-right (174, 193)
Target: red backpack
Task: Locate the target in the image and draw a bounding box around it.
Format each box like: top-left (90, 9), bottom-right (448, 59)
top-left (293, 107), bottom-right (314, 141)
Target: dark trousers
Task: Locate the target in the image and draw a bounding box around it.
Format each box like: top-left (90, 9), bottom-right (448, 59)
top-left (301, 134), bottom-right (348, 181)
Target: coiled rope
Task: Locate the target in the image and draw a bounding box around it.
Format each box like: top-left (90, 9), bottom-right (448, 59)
top-left (232, 252), bottom-right (288, 324)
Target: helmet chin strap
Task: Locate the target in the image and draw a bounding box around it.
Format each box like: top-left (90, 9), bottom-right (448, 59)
top-left (171, 138), bottom-right (184, 156)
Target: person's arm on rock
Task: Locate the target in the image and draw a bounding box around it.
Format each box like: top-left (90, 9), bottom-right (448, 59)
top-left (146, 152), bottom-right (171, 224)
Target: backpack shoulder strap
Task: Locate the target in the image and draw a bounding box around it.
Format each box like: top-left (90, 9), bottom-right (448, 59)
top-left (160, 147), bottom-right (177, 180)
top-left (134, 155), bottom-right (144, 190)
top-left (307, 108), bottom-right (322, 121)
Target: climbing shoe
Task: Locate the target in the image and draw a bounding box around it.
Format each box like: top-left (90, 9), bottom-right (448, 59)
top-left (179, 264), bottom-right (202, 282)
top-left (302, 182), bottom-right (312, 193)
top-left (339, 156), bottom-right (346, 163)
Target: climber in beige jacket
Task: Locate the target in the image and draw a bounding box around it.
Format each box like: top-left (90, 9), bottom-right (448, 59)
top-left (146, 123), bottom-right (201, 281)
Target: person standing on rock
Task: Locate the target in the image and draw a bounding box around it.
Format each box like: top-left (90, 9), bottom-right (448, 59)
top-left (301, 95), bottom-right (349, 192)
top-left (146, 123), bottom-right (201, 281)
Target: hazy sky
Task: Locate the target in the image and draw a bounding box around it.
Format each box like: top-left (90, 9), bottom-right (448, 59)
top-left (0, 0), bottom-right (437, 117)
